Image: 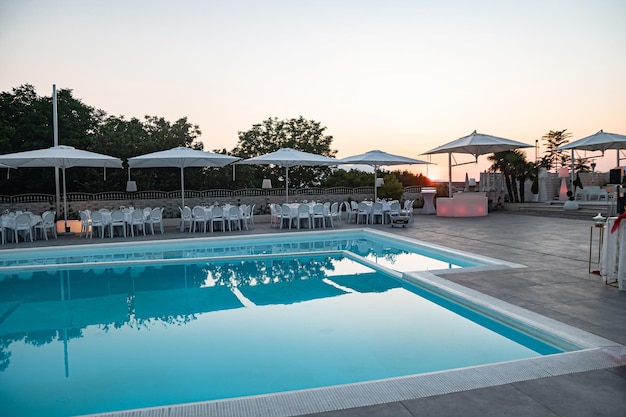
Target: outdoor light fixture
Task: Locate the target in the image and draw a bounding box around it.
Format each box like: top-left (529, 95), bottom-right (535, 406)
top-left (591, 162), bottom-right (597, 184)
top-left (262, 178), bottom-right (272, 189)
top-left (559, 167), bottom-right (569, 201)
top-left (126, 181), bottom-right (137, 192)
top-left (375, 178), bottom-right (384, 187)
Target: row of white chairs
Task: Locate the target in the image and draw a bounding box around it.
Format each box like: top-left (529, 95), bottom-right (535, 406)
top-left (269, 202), bottom-right (342, 230)
top-left (79, 207), bottom-right (164, 238)
top-left (0, 210), bottom-right (57, 243)
top-left (179, 204), bottom-right (255, 233)
top-left (343, 200), bottom-right (414, 225)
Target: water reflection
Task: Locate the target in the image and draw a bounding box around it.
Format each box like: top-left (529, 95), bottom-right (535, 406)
top-left (0, 255), bottom-right (390, 373)
top-left (0, 236), bottom-right (418, 269)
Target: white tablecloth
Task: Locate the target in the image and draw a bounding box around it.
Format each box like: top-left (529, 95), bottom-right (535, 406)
top-left (600, 217), bottom-right (626, 290)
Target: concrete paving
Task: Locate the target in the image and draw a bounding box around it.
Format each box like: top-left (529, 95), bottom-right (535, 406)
top-left (2, 211), bottom-right (625, 416)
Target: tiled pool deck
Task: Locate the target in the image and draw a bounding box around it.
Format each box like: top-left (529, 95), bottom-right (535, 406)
top-left (3, 211), bottom-right (625, 416)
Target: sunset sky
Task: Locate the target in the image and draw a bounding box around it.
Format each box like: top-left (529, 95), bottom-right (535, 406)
top-left (1, 0), bottom-right (624, 181)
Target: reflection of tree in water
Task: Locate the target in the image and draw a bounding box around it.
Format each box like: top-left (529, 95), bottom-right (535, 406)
top-left (0, 339), bottom-right (12, 372)
top-left (348, 239), bottom-right (404, 263)
top-left (0, 255), bottom-right (341, 371)
top-left (204, 255), bottom-right (339, 288)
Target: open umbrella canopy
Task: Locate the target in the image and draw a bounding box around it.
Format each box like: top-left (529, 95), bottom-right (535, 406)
top-left (0, 145), bottom-right (123, 169)
top-left (0, 145), bottom-right (123, 225)
top-left (555, 130), bottom-right (626, 169)
top-left (555, 130), bottom-right (626, 153)
top-left (128, 147), bottom-right (240, 207)
top-left (423, 130), bottom-right (532, 159)
top-left (338, 149), bottom-right (432, 200)
top-left (236, 148), bottom-right (338, 202)
top-left (422, 131), bottom-right (532, 197)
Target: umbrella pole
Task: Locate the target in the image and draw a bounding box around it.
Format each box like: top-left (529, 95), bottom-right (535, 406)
top-left (180, 167), bottom-right (185, 208)
top-left (53, 85), bottom-right (61, 219)
top-left (374, 168), bottom-right (378, 201)
top-left (62, 167), bottom-right (68, 229)
top-left (285, 167), bottom-right (289, 203)
top-left (570, 149), bottom-right (575, 193)
top-left (448, 153), bottom-right (453, 197)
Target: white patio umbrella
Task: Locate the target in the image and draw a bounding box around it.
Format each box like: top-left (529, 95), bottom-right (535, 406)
top-left (128, 147), bottom-right (240, 207)
top-left (338, 150), bottom-right (433, 200)
top-left (0, 145), bottom-right (123, 229)
top-left (422, 130), bottom-right (532, 197)
top-left (236, 148), bottom-right (337, 203)
top-left (554, 130), bottom-right (626, 182)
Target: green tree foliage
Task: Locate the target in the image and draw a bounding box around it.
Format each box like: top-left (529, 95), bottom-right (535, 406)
top-left (0, 85), bottom-right (204, 195)
top-left (320, 168), bottom-right (373, 188)
top-left (229, 116), bottom-right (337, 189)
top-left (377, 172), bottom-right (404, 201)
top-left (541, 129), bottom-right (572, 171)
top-left (488, 150), bottom-right (532, 203)
top-left (392, 169), bottom-right (432, 187)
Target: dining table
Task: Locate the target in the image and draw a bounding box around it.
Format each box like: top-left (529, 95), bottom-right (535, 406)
top-left (1, 212), bottom-right (43, 242)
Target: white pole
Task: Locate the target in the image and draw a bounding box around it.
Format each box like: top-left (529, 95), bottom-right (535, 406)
top-left (373, 166), bottom-right (378, 201)
top-left (570, 149), bottom-right (575, 193)
top-left (62, 167), bottom-right (68, 228)
top-left (53, 85), bottom-right (61, 217)
top-left (180, 166), bottom-right (185, 207)
top-left (285, 167), bottom-right (289, 203)
top-left (448, 152), bottom-right (453, 197)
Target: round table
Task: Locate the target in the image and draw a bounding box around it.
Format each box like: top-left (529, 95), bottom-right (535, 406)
top-left (421, 189), bottom-right (437, 215)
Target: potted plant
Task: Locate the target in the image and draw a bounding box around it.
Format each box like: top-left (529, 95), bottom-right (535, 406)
top-left (529, 163), bottom-right (540, 202)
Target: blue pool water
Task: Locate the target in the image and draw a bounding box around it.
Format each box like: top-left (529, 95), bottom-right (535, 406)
top-left (0, 230), bottom-right (482, 273)
top-left (0, 231), bottom-right (578, 417)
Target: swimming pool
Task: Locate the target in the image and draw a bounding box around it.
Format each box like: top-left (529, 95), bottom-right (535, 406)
top-left (0, 230), bottom-right (614, 417)
top-left (0, 229), bottom-right (505, 273)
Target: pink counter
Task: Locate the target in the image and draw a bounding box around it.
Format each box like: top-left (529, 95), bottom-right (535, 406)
top-left (436, 192), bottom-right (488, 217)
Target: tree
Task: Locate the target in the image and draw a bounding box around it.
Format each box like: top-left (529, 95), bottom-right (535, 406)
top-left (0, 84), bottom-right (206, 195)
top-left (320, 168), bottom-right (373, 188)
top-left (541, 129), bottom-right (572, 172)
top-left (230, 116), bottom-right (337, 189)
top-left (392, 169), bottom-right (432, 187)
top-left (488, 150), bottom-right (532, 203)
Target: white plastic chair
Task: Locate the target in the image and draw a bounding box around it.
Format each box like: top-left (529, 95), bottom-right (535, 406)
top-left (179, 206), bottom-right (193, 232)
top-left (149, 207), bottom-right (164, 234)
top-left (297, 204), bottom-right (312, 229)
top-left (192, 206), bottom-right (208, 233)
top-left (280, 204), bottom-right (294, 229)
top-left (226, 206), bottom-right (242, 231)
top-left (312, 204), bottom-right (326, 229)
top-left (35, 211), bottom-right (57, 240)
top-left (329, 202), bottom-right (341, 227)
top-left (402, 199), bottom-right (414, 221)
top-left (342, 201), bottom-right (354, 223)
top-left (109, 209), bottom-right (126, 238)
top-left (130, 209), bottom-right (146, 236)
top-left (79, 210), bottom-right (91, 237)
top-left (270, 204), bottom-right (281, 228)
top-left (210, 206), bottom-right (225, 232)
top-left (372, 202), bottom-right (385, 224)
top-left (14, 213), bottom-right (33, 242)
top-left (357, 202), bottom-right (371, 224)
top-left (90, 211), bottom-right (106, 238)
top-left (241, 204), bottom-right (254, 230)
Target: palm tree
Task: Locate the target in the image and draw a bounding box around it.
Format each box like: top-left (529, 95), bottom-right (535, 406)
top-left (488, 150), bottom-right (531, 203)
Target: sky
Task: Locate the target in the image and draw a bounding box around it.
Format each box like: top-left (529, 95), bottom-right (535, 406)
top-left (1, 0), bottom-right (625, 181)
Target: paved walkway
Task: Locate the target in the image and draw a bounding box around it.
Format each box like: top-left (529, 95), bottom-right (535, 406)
top-left (2, 212), bottom-right (625, 416)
